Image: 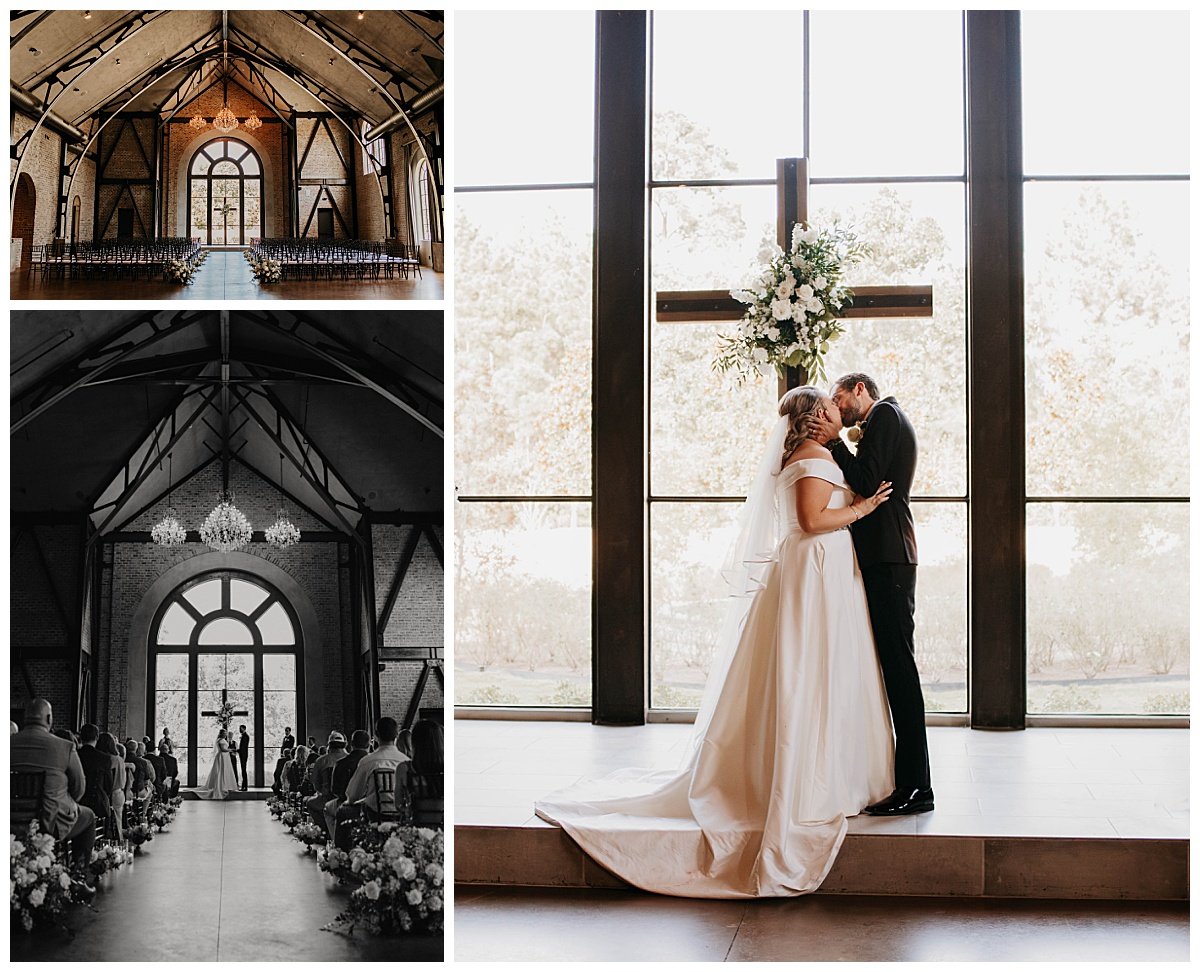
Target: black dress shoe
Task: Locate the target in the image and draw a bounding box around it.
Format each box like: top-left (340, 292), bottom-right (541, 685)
top-left (863, 786), bottom-right (934, 816)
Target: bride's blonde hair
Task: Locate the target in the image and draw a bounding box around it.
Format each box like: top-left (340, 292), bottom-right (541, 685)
top-left (779, 385), bottom-right (827, 465)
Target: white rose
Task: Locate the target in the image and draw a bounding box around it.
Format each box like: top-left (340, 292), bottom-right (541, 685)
top-left (806, 297), bottom-right (824, 315)
top-left (406, 888), bottom-right (424, 906)
top-left (790, 303), bottom-right (807, 323)
top-left (774, 280), bottom-right (792, 300)
top-left (362, 880), bottom-right (382, 900)
top-left (813, 275), bottom-right (828, 290)
top-left (751, 347), bottom-right (769, 364)
top-left (58, 871), bottom-right (70, 890)
top-left (800, 227), bottom-right (818, 244)
top-left (765, 326), bottom-right (780, 342)
top-left (796, 283), bottom-right (814, 300)
top-left (428, 895), bottom-right (443, 911)
top-left (29, 886), bottom-right (45, 908)
top-left (770, 298), bottom-right (791, 321)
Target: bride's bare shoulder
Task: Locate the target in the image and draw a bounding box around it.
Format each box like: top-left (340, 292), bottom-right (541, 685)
top-left (783, 440), bottom-right (833, 468)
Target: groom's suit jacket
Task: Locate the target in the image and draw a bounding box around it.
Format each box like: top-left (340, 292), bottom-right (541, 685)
top-left (238, 732), bottom-right (250, 757)
top-left (827, 396), bottom-right (918, 569)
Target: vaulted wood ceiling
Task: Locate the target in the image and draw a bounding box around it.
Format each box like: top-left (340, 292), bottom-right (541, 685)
top-left (10, 9), bottom-right (443, 133)
top-left (11, 310), bottom-right (443, 532)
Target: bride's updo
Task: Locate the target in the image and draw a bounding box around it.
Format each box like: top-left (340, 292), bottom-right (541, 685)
top-left (779, 385), bottom-right (826, 465)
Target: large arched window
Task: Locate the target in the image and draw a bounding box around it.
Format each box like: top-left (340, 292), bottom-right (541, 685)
top-left (148, 571), bottom-right (302, 787)
top-left (417, 159), bottom-right (433, 243)
top-left (189, 138), bottom-right (263, 245)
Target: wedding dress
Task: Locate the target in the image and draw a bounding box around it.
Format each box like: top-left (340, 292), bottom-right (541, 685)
top-left (195, 736), bottom-right (237, 800)
top-left (535, 422), bottom-right (895, 898)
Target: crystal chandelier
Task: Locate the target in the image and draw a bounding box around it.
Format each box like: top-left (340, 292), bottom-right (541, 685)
top-left (243, 112), bottom-right (262, 132)
top-left (212, 104), bottom-right (239, 133)
top-left (189, 112), bottom-right (207, 131)
top-left (265, 508), bottom-right (300, 547)
top-left (151, 456), bottom-right (188, 547)
top-left (200, 491), bottom-right (253, 553)
top-left (151, 507), bottom-right (188, 547)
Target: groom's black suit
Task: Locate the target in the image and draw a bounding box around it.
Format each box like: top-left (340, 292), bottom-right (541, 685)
top-left (238, 731), bottom-right (250, 790)
top-left (828, 396), bottom-right (930, 792)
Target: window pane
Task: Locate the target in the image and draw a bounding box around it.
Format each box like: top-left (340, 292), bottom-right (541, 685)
top-left (809, 11), bottom-right (964, 178)
top-left (1022, 12), bottom-right (1189, 175)
top-left (652, 11), bottom-right (806, 180)
top-left (155, 653), bottom-right (190, 774)
top-left (454, 190), bottom-right (593, 496)
top-left (649, 502), bottom-right (966, 712)
top-left (262, 654), bottom-right (296, 692)
top-left (155, 652), bottom-right (189, 690)
top-left (230, 578), bottom-right (269, 616)
top-left (198, 617), bottom-right (254, 645)
top-left (184, 578), bottom-right (222, 616)
top-left (241, 154), bottom-right (260, 176)
top-left (651, 321), bottom-right (778, 496)
top-left (811, 182), bottom-right (967, 496)
top-left (256, 602), bottom-right (294, 645)
top-left (224, 653), bottom-right (253, 690)
top-left (213, 160), bottom-right (238, 176)
top-left (455, 501), bottom-right (591, 707)
top-left (263, 694), bottom-right (297, 753)
top-left (157, 602), bottom-right (195, 645)
top-left (652, 184), bottom-right (775, 292)
top-left (457, 11), bottom-right (595, 186)
top-left (1027, 503), bottom-right (1188, 715)
top-left (1024, 182), bottom-right (1188, 497)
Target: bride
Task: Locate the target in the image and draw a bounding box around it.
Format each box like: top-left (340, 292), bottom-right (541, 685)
top-left (535, 386), bottom-right (896, 898)
top-left (195, 728), bottom-right (238, 800)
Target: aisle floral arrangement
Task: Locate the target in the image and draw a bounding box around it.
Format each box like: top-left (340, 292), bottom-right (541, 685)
top-left (124, 822), bottom-right (154, 850)
top-left (88, 842), bottom-right (134, 879)
top-left (246, 251), bottom-right (282, 283)
top-left (10, 822), bottom-right (95, 934)
top-left (292, 821), bottom-right (325, 850)
top-left (164, 258), bottom-right (196, 284)
top-left (716, 222), bottom-right (870, 384)
top-left (317, 823), bottom-right (444, 935)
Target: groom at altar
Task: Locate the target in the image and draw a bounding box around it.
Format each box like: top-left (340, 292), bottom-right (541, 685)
top-left (812, 372), bottom-right (933, 816)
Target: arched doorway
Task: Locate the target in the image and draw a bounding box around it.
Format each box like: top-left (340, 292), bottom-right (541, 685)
top-left (147, 571), bottom-right (303, 788)
top-left (13, 173), bottom-right (36, 271)
top-left (71, 196), bottom-right (81, 243)
top-left (188, 138), bottom-right (263, 245)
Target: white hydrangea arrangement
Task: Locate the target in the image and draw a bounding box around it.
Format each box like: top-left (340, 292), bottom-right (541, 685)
top-left (715, 222), bottom-right (869, 384)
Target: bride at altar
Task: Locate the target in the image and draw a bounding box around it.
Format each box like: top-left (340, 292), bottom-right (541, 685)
top-left (195, 729), bottom-right (237, 800)
top-left (536, 386), bottom-right (896, 898)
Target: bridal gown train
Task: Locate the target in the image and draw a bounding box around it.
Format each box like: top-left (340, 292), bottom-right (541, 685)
top-left (195, 739), bottom-right (237, 800)
top-left (535, 458), bottom-right (895, 898)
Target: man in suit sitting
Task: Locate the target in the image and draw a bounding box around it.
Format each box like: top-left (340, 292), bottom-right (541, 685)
top-left (143, 741), bottom-right (168, 801)
top-left (159, 741), bottom-right (180, 800)
top-left (272, 748), bottom-right (292, 796)
top-left (10, 699), bottom-right (96, 872)
top-left (327, 730), bottom-right (370, 848)
top-left (76, 722), bottom-right (115, 840)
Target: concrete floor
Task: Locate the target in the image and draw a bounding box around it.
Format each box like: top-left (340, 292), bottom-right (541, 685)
top-left (454, 884), bottom-right (1190, 962)
top-left (9, 800), bottom-right (442, 962)
top-left (10, 249), bottom-right (444, 301)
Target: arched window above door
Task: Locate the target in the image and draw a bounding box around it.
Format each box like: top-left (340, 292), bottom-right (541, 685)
top-left (188, 138), bottom-right (263, 245)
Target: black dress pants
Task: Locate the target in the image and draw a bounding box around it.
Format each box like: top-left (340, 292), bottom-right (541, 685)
top-left (861, 562), bottom-right (930, 791)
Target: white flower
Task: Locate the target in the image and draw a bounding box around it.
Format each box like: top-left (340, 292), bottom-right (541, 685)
top-left (362, 880), bottom-right (382, 900)
top-left (813, 275), bottom-right (828, 290)
top-left (769, 298), bottom-right (791, 321)
top-left (428, 894), bottom-right (443, 911)
top-left (806, 296), bottom-right (824, 315)
top-left (751, 347), bottom-right (769, 364)
top-left (774, 280), bottom-right (792, 300)
top-left (757, 243), bottom-right (782, 263)
top-left (796, 283), bottom-right (814, 300)
top-left (790, 303), bottom-right (807, 324)
top-left (765, 326), bottom-right (780, 342)
top-left (425, 863), bottom-right (444, 884)
top-left (396, 856), bottom-right (418, 881)
top-left (58, 871), bottom-right (70, 890)
top-left (28, 886), bottom-right (45, 908)
top-left (799, 227), bottom-right (818, 244)
top-left (406, 887), bottom-right (424, 906)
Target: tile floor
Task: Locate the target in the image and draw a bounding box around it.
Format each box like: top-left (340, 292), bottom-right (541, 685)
top-left (454, 722), bottom-right (1189, 839)
top-left (454, 884), bottom-right (1190, 962)
top-left (10, 250), bottom-right (444, 301)
top-left (9, 800), bottom-right (442, 962)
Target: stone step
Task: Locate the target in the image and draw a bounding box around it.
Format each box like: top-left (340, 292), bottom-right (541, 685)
top-left (455, 824), bottom-right (1188, 900)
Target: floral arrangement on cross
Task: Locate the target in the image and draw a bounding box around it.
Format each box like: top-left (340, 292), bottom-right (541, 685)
top-left (715, 222), bottom-right (870, 384)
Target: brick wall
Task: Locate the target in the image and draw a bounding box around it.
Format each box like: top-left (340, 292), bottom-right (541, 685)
top-left (296, 115), bottom-right (354, 238)
top-left (68, 152), bottom-right (97, 243)
top-left (380, 660), bottom-right (444, 725)
top-left (11, 113), bottom-right (64, 259)
top-left (355, 133), bottom-right (386, 240)
top-left (372, 523), bottom-right (443, 648)
top-left (164, 84), bottom-right (286, 238)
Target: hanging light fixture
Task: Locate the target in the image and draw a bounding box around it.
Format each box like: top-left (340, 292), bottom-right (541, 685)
top-left (243, 111), bottom-right (262, 132)
top-left (211, 41), bottom-right (239, 133)
top-left (265, 455), bottom-right (300, 546)
top-left (151, 456), bottom-right (188, 547)
top-left (200, 490), bottom-right (252, 552)
top-left (189, 112), bottom-right (207, 131)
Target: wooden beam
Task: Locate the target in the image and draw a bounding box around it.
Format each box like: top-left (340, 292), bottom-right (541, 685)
top-left (655, 285), bottom-right (934, 323)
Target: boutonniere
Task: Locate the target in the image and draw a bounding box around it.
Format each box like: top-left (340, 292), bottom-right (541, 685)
top-left (845, 424), bottom-right (864, 444)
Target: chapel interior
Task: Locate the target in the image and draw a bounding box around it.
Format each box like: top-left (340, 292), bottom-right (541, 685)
top-left (10, 310), bottom-right (444, 960)
top-left (10, 10), bottom-right (444, 300)
top-left (451, 9), bottom-right (1188, 961)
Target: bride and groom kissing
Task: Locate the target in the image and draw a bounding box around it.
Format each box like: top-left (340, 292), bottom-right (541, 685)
top-left (536, 372), bottom-right (932, 898)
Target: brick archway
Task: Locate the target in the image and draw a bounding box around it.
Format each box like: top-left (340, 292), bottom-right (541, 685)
top-left (13, 173), bottom-right (36, 271)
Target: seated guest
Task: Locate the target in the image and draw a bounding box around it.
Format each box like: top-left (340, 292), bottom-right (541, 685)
top-left (159, 741), bottom-right (180, 800)
top-left (77, 723), bottom-right (115, 840)
top-left (409, 719), bottom-right (445, 825)
top-left (98, 732), bottom-right (125, 840)
top-left (143, 742), bottom-right (167, 800)
top-left (345, 717), bottom-right (410, 824)
top-left (272, 748), bottom-right (292, 796)
top-left (306, 732), bottom-right (347, 835)
top-left (327, 730), bottom-right (371, 847)
top-left (125, 737), bottom-right (152, 819)
top-left (10, 698), bottom-right (96, 873)
top-left (286, 745), bottom-right (310, 794)
top-left (397, 728), bottom-right (414, 759)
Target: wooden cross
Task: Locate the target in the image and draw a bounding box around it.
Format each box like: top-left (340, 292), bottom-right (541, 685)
top-left (200, 687), bottom-right (249, 729)
top-left (655, 158), bottom-right (934, 394)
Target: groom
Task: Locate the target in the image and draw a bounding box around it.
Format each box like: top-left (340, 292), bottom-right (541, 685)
top-left (237, 725), bottom-right (250, 791)
top-left (811, 372), bottom-right (933, 815)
